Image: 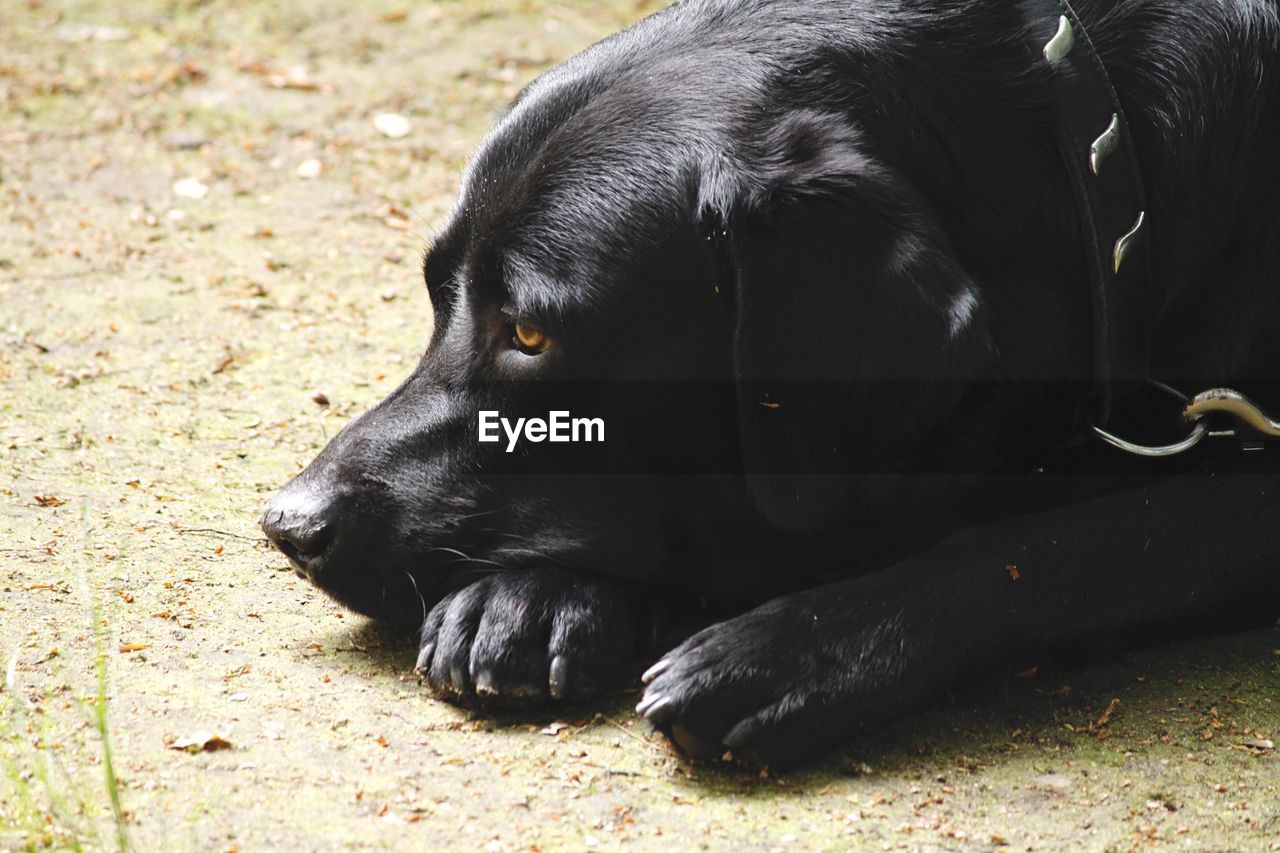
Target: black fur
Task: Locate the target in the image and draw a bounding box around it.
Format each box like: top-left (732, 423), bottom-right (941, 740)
top-left (262, 0), bottom-right (1280, 769)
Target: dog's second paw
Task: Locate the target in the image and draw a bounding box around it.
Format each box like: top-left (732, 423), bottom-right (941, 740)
top-left (637, 575), bottom-right (966, 769)
top-left (415, 568), bottom-right (634, 706)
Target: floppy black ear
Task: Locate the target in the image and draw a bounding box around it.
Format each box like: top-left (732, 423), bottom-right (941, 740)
top-left (719, 112), bottom-right (992, 532)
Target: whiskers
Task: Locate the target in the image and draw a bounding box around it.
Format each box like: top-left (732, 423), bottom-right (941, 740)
top-left (482, 529), bottom-right (585, 565)
top-left (448, 508), bottom-right (502, 523)
top-left (424, 546), bottom-right (511, 571)
top-left (404, 571), bottom-right (428, 624)
top-left (416, 530), bottom-right (583, 593)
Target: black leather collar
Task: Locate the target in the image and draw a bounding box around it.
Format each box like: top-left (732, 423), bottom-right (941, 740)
top-left (1026, 0), bottom-right (1152, 426)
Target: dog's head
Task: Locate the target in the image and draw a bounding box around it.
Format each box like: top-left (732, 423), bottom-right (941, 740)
top-left (262, 26), bottom-right (1082, 622)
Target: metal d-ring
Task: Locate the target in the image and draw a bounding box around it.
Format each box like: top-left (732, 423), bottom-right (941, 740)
top-left (1090, 381), bottom-right (1209, 457)
top-left (1092, 420), bottom-right (1209, 457)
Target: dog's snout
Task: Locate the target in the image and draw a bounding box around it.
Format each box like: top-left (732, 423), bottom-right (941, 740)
top-left (261, 492), bottom-right (338, 577)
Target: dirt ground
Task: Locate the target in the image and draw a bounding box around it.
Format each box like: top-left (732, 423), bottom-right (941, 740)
top-left (2, 1), bottom-right (1278, 850)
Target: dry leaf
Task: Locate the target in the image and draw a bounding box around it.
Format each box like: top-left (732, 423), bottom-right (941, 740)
top-left (267, 67), bottom-right (322, 91)
top-left (34, 495), bottom-right (67, 507)
top-left (1094, 697), bottom-right (1120, 729)
top-left (223, 663), bottom-right (251, 680)
top-left (167, 731), bottom-right (232, 752)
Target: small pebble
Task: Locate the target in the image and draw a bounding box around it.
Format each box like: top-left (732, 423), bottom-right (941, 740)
top-left (173, 177), bottom-right (208, 199)
top-left (164, 132), bottom-right (211, 150)
top-left (374, 112), bottom-right (412, 139)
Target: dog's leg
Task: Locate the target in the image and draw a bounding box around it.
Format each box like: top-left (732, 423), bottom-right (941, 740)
top-left (639, 463), bottom-right (1280, 768)
top-left (416, 567), bottom-right (636, 705)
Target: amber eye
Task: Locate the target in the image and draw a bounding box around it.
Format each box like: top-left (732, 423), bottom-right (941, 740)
top-left (513, 321), bottom-right (549, 355)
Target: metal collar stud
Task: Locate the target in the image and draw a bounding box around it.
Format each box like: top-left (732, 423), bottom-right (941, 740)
top-left (1034, 0), bottom-right (1152, 424)
top-left (1043, 15), bottom-right (1075, 62)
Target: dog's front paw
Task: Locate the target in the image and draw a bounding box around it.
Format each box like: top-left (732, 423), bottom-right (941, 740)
top-left (638, 576), bottom-right (968, 769)
top-left (415, 568), bottom-right (634, 706)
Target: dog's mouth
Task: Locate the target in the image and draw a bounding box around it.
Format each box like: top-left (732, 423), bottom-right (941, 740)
top-left (267, 530), bottom-right (532, 625)
top-left (295, 558), bottom-right (437, 624)
top-left (272, 536), bottom-right (325, 581)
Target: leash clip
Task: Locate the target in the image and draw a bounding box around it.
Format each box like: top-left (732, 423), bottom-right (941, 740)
top-left (1182, 388), bottom-right (1280, 453)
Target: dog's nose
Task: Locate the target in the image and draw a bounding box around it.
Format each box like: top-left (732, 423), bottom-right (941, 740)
top-left (261, 492), bottom-right (337, 577)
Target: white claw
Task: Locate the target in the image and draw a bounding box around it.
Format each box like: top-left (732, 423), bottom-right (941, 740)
top-left (636, 695), bottom-right (677, 722)
top-left (641, 658), bottom-right (671, 684)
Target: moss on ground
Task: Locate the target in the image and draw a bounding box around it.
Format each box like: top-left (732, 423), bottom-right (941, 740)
top-left (2, 0), bottom-right (1277, 849)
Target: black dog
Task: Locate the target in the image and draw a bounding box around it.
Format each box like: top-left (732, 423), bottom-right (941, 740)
top-left (262, 0), bottom-right (1280, 769)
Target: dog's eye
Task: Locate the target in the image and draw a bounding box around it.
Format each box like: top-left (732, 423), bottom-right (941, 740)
top-left (513, 321), bottom-right (550, 355)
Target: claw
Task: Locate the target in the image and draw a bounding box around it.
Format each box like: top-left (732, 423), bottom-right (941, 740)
top-left (641, 658), bottom-right (671, 684)
top-left (414, 642), bottom-right (435, 674)
top-left (636, 694), bottom-right (677, 724)
top-left (722, 715), bottom-right (763, 749)
top-left (548, 654), bottom-right (570, 700)
top-left (474, 669), bottom-right (498, 697)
